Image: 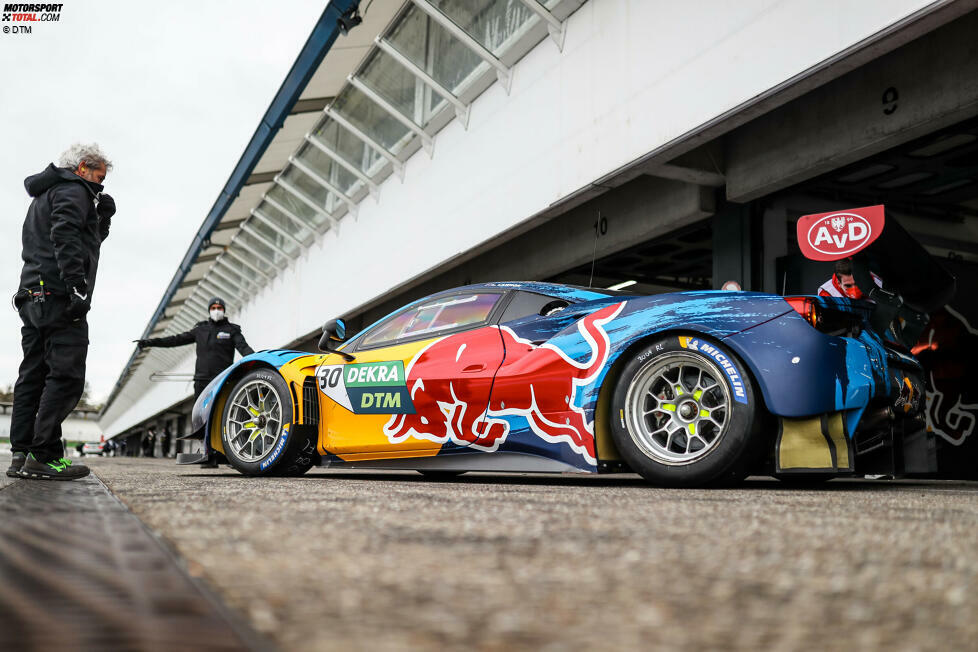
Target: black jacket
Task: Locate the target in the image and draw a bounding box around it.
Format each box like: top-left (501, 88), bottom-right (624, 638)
top-left (144, 319), bottom-right (254, 381)
top-left (19, 164), bottom-right (110, 297)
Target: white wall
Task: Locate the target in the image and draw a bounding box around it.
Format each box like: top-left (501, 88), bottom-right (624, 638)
top-left (1, 413), bottom-right (103, 443)
top-left (100, 0), bottom-right (938, 436)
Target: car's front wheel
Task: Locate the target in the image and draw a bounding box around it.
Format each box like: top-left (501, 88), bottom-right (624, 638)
top-left (220, 369), bottom-right (316, 477)
top-left (609, 335), bottom-right (764, 487)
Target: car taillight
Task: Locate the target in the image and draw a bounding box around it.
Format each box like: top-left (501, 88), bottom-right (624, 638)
top-left (784, 296), bottom-right (863, 337)
top-left (785, 297), bottom-right (818, 327)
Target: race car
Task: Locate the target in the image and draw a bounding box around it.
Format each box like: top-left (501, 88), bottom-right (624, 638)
top-left (180, 259), bottom-right (938, 486)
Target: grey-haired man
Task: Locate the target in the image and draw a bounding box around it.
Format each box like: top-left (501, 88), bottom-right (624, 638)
top-left (7, 143), bottom-right (116, 480)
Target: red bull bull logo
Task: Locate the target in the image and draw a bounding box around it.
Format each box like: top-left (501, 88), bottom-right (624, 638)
top-left (384, 302), bottom-right (626, 465)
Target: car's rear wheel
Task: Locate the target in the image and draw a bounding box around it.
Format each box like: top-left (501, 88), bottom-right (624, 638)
top-left (221, 369), bottom-right (316, 477)
top-left (609, 335), bottom-right (764, 487)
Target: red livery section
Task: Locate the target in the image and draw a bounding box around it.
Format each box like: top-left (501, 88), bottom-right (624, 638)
top-left (384, 302), bottom-right (626, 464)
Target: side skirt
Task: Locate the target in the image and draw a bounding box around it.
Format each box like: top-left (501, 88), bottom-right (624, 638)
top-left (319, 451), bottom-right (591, 474)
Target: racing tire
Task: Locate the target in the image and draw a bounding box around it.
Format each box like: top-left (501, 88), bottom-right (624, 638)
top-left (220, 369), bottom-right (317, 477)
top-left (609, 335), bottom-right (764, 487)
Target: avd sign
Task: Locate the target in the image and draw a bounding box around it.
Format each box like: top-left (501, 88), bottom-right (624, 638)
top-left (796, 205), bottom-right (885, 261)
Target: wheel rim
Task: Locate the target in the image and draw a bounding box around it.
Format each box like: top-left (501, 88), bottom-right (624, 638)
top-left (224, 379), bottom-right (283, 463)
top-left (623, 352), bottom-right (731, 465)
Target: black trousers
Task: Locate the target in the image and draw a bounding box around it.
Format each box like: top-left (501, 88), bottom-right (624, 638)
top-left (10, 298), bottom-right (89, 463)
top-left (194, 379), bottom-right (211, 399)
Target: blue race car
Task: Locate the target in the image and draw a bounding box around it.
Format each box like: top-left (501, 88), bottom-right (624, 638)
top-left (183, 271), bottom-right (935, 486)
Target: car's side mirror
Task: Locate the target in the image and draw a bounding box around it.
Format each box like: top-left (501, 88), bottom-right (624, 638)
top-left (319, 318), bottom-right (355, 361)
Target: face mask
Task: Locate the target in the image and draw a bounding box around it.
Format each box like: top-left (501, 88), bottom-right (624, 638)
top-left (209, 309), bottom-right (225, 322)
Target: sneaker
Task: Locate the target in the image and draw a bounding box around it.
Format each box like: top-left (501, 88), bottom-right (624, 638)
top-left (20, 454), bottom-right (90, 481)
top-left (5, 452), bottom-right (26, 478)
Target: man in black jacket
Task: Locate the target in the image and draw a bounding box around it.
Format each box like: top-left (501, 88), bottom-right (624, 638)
top-left (8, 143), bottom-right (116, 481)
top-left (136, 297), bottom-right (254, 397)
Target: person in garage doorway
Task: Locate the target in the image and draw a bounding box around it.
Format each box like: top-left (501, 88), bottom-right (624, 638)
top-left (818, 257), bottom-right (882, 299)
top-left (135, 297), bottom-right (254, 398)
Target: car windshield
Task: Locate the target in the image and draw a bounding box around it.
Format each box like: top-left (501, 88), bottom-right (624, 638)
top-left (360, 293), bottom-right (501, 348)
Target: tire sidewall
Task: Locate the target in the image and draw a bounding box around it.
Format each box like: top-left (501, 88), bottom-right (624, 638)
top-left (220, 369), bottom-right (315, 476)
top-left (610, 334), bottom-right (759, 486)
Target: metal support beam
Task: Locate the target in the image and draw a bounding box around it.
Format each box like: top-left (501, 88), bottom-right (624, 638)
top-left (225, 245), bottom-right (274, 282)
top-left (215, 256), bottom-right (265, 291)
top-left (305, 133), bottom-right (381, 197)
top-left (267, 180), bottom-right (336, 230)
top-left (198, 278), bottom-right (241, 307)
top-left (410, 0), bottom-right (513, 93)
top-left (251, 207), bottom-right (306, 249)
top-left (231, 233), bottom-right (281, 271)
top-left (210, 262), bottom-right (258, 296)
top-left (515, 0), bottom-right (566, 51)
top-left (241, 222), bottom-right (293, 261)
top-left (201, 274), bottom-right (244, 305)
top-left (324, 107), bottom-right (405, 181)
top-left (643, 163), bottom-right (726, 188)
top-left (288, 155), bottom-right (358, 216)
top-left (348, 74), bottom-right (434, 156)
top-left (375, 37), bottom-right (470, 128)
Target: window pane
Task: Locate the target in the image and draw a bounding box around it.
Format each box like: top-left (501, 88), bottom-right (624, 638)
top-left (266, 185), bottom-right (331, 233)
top-left (294, 142), bottom-right (358, 195)
top-left (213, 259), bottom-right (251, 286)
top-left (256, 198), bottom-right (314, 242)
top-left (387, 5), bottom-right (484, 98)
top-left (247, 215), bottom-right (301, 257)
top-left (237, 230), bottom-right (288, 268)
top-left (332, 85), bottom-right (410, 152)
top-left (225, 245), bottom-right (273, 277)
top-left (313, 117), bottom-right (385, 179)
top-left (361, 294), bottom-right (501, 347)
top-left (432, 0), bottom-right (535, 55)
top-left (359, 50), bottom-right (419, 122)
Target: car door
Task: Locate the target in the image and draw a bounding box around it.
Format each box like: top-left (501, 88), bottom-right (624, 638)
top-left (318, 291), bottom-right (508, 457)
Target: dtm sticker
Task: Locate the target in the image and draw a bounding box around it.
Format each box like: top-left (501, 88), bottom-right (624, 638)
top-left (678, 337), bottom-right (748, 404)
top-left (317, 360), bottom-right (416, 415)
top-left (259, 423), bottom-right (289, 471)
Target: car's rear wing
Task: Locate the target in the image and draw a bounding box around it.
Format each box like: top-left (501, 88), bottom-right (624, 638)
top-left (796, 205), bottom-right (956, 346)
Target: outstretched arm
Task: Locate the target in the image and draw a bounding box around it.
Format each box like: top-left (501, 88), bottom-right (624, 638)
top-left (233, 328), bottom-right (254, 356)
top-left (139, 327), bottom-right (196, 349)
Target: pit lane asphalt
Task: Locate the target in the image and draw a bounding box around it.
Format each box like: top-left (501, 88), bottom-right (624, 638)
top-left (5, 456), bottom-right (977, 651)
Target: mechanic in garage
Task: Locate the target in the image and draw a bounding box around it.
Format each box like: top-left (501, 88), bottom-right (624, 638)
top-left (818, 257), bottom-right (883, 299)
top-left (135, 297), bottom-right (254, 399)
top-left (7, 143), bottom-right (116, 481)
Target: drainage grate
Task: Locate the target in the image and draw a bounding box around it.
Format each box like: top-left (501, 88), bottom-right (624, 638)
top-left (0, 474), bottom-right (268, 651)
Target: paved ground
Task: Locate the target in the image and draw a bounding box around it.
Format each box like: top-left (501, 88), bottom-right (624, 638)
top-left (4, 455), bottom-right (977, 651)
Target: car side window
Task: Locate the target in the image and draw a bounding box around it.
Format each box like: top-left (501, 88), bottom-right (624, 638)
top-left (359, 293), bottom-right (502, 349)
top-left (498, 291), bottom-right (568, 323)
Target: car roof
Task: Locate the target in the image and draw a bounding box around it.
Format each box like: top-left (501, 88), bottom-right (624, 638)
top-left (441, 281), bottom-right (630, 302)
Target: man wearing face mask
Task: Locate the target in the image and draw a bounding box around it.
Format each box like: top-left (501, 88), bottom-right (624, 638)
top-left (7, 143), bottom-right (116, 481)
top-left (135, 297), bottom-right (254, 398)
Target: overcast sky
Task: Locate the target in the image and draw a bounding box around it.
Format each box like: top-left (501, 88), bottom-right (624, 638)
top-left (0, 0), bottom-right (326, 403)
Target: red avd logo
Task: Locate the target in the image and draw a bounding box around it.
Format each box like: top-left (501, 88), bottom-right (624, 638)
top-left (796, 205), bottom-right (885, 261)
